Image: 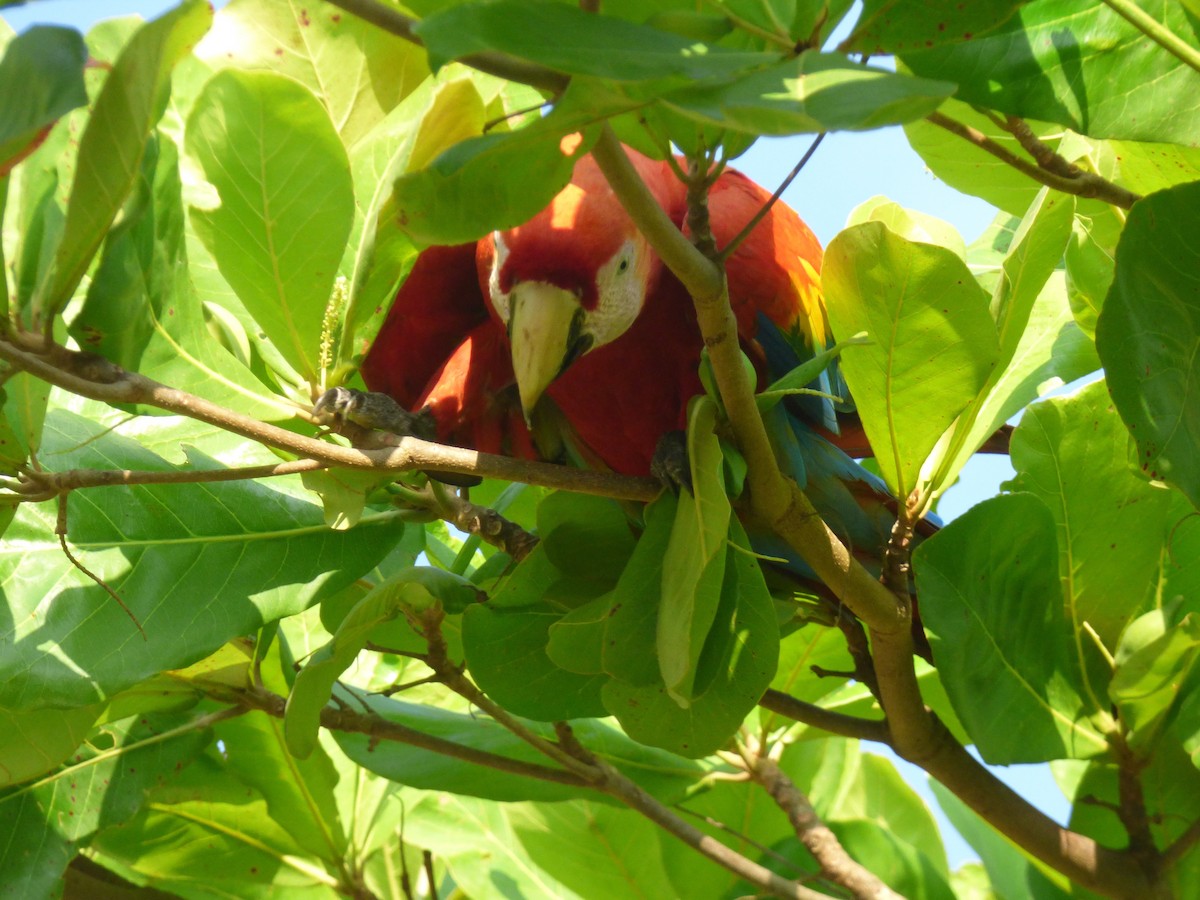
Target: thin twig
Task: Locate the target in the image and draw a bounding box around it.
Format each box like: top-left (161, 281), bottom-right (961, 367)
top-left (716, 133), bottom-right (826, 263)
top-left (56, 493), bottom-right (146, 640)
top-left (925, 111), bottom-right (1141, 209)
top-left (0, 335), bottom-right (660, 502)
top-left (758, 690), bottom-right (890, 743)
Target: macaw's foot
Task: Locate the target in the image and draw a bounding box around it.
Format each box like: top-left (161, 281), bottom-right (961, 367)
top-left (313, 387), bottom-right (481, 487)
top-left (313, 387), bottom-right (437, 442)
top-left (650, 430), bottom-right (692, 494)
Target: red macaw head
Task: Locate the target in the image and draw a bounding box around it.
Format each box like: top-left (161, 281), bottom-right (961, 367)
top-left (485, 153), bottom-right (681, 422)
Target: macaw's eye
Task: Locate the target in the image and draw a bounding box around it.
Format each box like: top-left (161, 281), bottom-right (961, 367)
top-left (617, 258), bottom-right (629, 273)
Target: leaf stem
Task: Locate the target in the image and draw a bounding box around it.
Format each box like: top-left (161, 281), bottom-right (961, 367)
top-left (1099, 0), bottom-right (1200, 75)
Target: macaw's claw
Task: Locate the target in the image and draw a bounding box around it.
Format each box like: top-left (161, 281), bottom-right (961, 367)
top-left (650, 430), bottom-right (692, 495)
top-left (313, 387), bottom-right (437, 442)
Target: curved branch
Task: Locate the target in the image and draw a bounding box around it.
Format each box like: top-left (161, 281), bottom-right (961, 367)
top-left (925, 111), bottom-right (1141, 210)
top-left (758, 690), bottom-right (890, 743)
top-left (0, 336), bottom-right (660, 502)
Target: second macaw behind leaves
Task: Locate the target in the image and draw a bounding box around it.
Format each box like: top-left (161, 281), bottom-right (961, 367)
top-left (358, 145), bottom-right (907, 575)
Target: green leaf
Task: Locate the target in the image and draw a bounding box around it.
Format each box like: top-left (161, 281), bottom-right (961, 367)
top-left (0, 408), bottom-right (402, 710)
top-left (36, 0), bottom-right (211, 320)
top-left (658, 396), bottom-right (731, 704)
top-left (903, 1), bottom-right (1200, 144)
top-left (0, 710), bottom-right (213, 897)
top-left (930, 780), bottom-right (1071, 900)
top-left (186, 69), bottom-right (354, 383)
top-left (546, 591), bottom-right (617, 675)
top-left (390, 103), bottom-right (597, 246)
top-left (824, 220), bottom-right (999, 499)
top-left (198, 0), bottom-right (429, 150)
top-left (846, 195), bottom-right (966, 257)
top-left (1065, 200), bottom-right (1122, 338)
top-left (1096, 180), bottom-right (1200, 511)
top-left (1110, 611), bottom-right (1200, 753)
top-left (462, 604), bottom-right (608, 721)
top-left (335, 691), bottom-right (705, 801)
top-left (843, 0), bottom-right (1024, 53)
top-left (604, 519), bottom-right (779, 758)
top-left (903, 97), bottom-right (1062, 216)
top-left (0, 26), bottom-right (87, 175)
top-left (87, 748), bottom-right (343, 897)
top-left (662, 52), bottom-right (956, 135)
top-left (914, 493), bottom-right (1110, 763)
top-left (287, 568), bottom-right (477, 757)
top-left (602, 494), bottom-right (676, 687)
top-left (0, 369), bottom-right (49, 474)
top-left (0, 703), bottom-right (103, 787)
top-left (1007, 380), bottom-right (1183, 647)
top-left (416, 0), bottom-right (775, 82)
top-left (757, 333), bottom-right (870, 411)
top-left (537, 491), bottom-right (636, 586)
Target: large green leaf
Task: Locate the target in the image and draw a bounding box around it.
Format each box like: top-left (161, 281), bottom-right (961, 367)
top-left (603, 519), bottom-right (779, 758)
top-left (1109, 610), bottom-right (1200, 754)
top-left (1007, 380), bottom-right (1181, 647)
top-left (0, 409), bottom-right (402, 710)
top-left (198, 0), bottom-right (429, 150)
top-left (35, 0), bottom-right (211, 321)
top-left (842, 0), bottom-right (1025, 53)
top-left (1096, 180), bottom-right (1200, 511)
top-left (416, 0), bottom-right (775, 82)
top-left (0, 26), bottom-right (87, 175)
top-left (0, 702), bottom-right (103, 787)
top-left (334, 690), bottom-right (705, 802)
top-left (0, 710), bottom-right (213, 897)
top-left (903, 0), bottom-right (1200, 144)
top-left (186, 69), bottom-right (354, 383)
top-left (914, 493), bottom-right (1110, 763)
top-left (662, 52), bottom-right (955, 135)
top-left (824, 220), bottom-right (999, 500)
top-left (658, 396), bottom-right (730, 704)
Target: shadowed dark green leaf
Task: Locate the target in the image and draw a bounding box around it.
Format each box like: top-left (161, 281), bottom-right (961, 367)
top-left (1110, 611), bottom-right (1200, 754)
top-left (914, 493), bottom-right (1109, 763)
top-left (903, 1), bottom-right (1200, 144)
top-left (0, 703), bottom-right (103, 787)
top-left (663, 52), bottom-right (955, 135)
top-left (843, 0), bottom-right (1024, 54)
top-left (416, 0), bottom-right (775, 81)
top-left (1096, 180), bottom-right (1200, 511)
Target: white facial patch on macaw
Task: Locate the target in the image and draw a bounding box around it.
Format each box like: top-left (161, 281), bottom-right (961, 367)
top-left (586, 237), bottom-right (647, 349)
top-left (489, 231), bottom-right (512, 324)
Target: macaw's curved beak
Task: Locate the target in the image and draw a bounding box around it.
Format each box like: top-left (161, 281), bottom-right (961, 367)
top-left (507, 282), bottom-right (592, 425)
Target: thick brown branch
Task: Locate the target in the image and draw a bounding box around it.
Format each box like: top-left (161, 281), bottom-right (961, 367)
top-left (744, 752), bottom-right (903, 900)
top-left (0, 336), bottom-right (659, 502)
top-left (926, 111), bottom-right (1141, 210)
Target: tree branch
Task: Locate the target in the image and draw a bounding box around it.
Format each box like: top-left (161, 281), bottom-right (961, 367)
top-left (925, 111), bottom-right (1142, 209)
top-left (0, 335), bottom-right (659, 502)
top-left (738, 747), bottom-right (903, 900)
top-left (758, 690), bottom-right (890, 743)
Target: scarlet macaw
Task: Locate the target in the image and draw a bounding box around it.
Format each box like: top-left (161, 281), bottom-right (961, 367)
top-left (354, 146), bottom-right (906, 574)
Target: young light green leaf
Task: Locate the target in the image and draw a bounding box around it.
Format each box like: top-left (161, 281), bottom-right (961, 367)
top-left (1096, 180), bottom-right (1200, 511)
top-left (824, 220), bottom-right (998, 499)
top-left (1007, 381), bottom-right (1179, 647)
top-left (914, 493), bottom-right (1110, 763)
top-left (187, 69), bottom-right (354, 382)
top-left (0, 26), bottom-right (87, 176)
top-left (847, 195), bottom-right (966, 257)
top-left (658, 396), bottom-right (731, 705)
top-left (35, 0), bottom-right (211, 321)
top-left (1110, 611), bottom-right (1200, 754)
